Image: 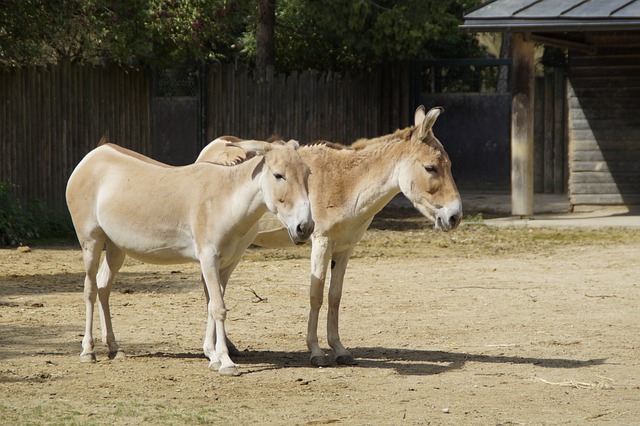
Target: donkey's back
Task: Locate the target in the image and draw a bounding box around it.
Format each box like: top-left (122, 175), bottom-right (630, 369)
top-left (66, 143), bottom-right (213, 264)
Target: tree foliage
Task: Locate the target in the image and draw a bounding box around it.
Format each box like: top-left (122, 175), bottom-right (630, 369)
top-left (0, 0), bottom-right (251, 66)
top-left (0, 0), bottom-right (482, 70)
top-left (258, 0), bottom-right (484, 72)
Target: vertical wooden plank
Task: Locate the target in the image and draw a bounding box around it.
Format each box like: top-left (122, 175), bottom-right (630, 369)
top-left (127, 67), bottom-right (136, 149)
top-left (7, 68), bottom-right (15, 191)
top-left (510, 33), bottom-right (535, 216)
top-left (204, 64), bottom-right (214, 142)
top-left (81, 66), bottom-right (89, 160)
top-left (553, 69), bottom-right (566, 194)
top-left (8, 68), bottom-right (17, 187)
top-left (144, 67), bottom-right (152, 153)
top-left (10, 67), bottom-right (19, 200)
top-left (70, 63), bottom-right (80, 206)
top-left (286, 71), bottom-right (296, 139)
top-left (212, 65), bottom-right (221, 139)
top-left (543, 71), bottom-right (554, 193)
top-left (0, 69), bottom-right (7, 185)
top-left (19, 67), bottom-right (29, 203)
top-left (18, 67), bottom-right (27, 204)
top-left (126, 67), bottom-right (135, 150)
top-left (222, 68), bottom-right (235, 134)
top-left (123, 67), bottom-right (130, 147)
top-left (60, 61), bottom-right (69, 190)
top-left (37, 66), bottom-right (45, 208)
top-left (135, 68), bottom-right (143, 152)
top-left (104, 66), bottom-right (112, 144)
top-left (50, 64), bottom-right (61, 210)
top-left (400, 62), bottom-right (410, 127)
top-left (40, 66), bottom-right (50, 208)
top-left (120, 67), bottom-right (128, 147)
top-left (534, 76), bottom-right (544, 193)
top-left (29, 67), bottom-right (39, 207)
top-left (233, 65), bottom-right (239, 136)
top-left (95, 66), bottom-right (103, 146)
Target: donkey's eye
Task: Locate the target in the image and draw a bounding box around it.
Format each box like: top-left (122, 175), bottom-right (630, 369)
top-left (274, 173), bottom-right (286, 180)
top-left (424, 165), bottom-right (438, 174)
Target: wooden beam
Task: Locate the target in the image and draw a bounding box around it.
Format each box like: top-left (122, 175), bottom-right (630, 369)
top-left (511, 33), bottom-right (536, 216)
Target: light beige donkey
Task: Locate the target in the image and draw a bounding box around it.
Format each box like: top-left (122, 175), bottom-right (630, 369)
top-left (198, 106), bottom-right (462, 366)
top-left (66, 140), bottom-right (313, 376)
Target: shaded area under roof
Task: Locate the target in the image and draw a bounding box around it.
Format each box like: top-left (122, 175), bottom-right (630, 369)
top-left (462, 0), bottom-right (640, 32)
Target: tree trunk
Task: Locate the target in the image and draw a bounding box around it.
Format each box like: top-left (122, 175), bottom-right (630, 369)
top-left (256, 0), bottom-right (276, 81)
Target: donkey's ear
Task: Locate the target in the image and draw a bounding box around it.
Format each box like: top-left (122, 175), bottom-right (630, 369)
top-left (414, 105), bottom-right (426, 126)
top-left (286, 139), bottom-right (300, 149)
top-left (236, 140), bottom-right (272, 154)
top-left (416, 106), bottom-right (444, 140)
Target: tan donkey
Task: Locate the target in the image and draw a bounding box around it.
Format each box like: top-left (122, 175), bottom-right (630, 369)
top-left (198, 106), bottom-right (462, 366)
top-left (66, 140), bottom-right (313, 376)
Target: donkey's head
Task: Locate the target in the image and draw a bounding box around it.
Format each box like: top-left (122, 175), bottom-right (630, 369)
top-left (252, 140), bottom-right (314, 244)
top-left (397, 106), bottom-right (462, 231)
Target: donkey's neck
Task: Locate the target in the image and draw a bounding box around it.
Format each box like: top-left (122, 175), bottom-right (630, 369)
top-left (233, 157), bottom-right (270, 222)
top-left (203, 157), bottom-right (269, 229)
top-left (344, 141), bottom-right (403, 219)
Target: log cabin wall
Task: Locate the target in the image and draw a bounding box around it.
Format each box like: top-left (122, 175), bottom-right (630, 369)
top-left (568, 31), bottom-right (640, 208)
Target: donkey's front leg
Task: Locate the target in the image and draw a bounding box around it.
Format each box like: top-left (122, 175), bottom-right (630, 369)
top-left (201, 270), bottom-right (242, 358)
top-left (307, 237), bottom-right (332, 367)
top-left (201, 256), bottom-right (239, 376)
top-left (327, 248), bottom-right (357, 365)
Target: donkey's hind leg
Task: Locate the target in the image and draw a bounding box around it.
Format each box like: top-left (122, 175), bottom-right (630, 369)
top-left (96, 240), bottom-right (126, 360)
top-left (80, 233), bottom-right (107, 363)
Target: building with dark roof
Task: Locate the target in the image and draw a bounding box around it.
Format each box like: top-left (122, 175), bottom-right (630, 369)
top-left (462, 0), bottom-right (640, 213)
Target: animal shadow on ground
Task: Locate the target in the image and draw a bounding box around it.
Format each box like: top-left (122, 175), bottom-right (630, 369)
top-left (132, 347), bottom-right (607, 376)
top-left (370, 207), bottom-right (431, 231)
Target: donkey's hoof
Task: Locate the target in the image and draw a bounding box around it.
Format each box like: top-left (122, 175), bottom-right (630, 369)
top-left (108, 349), bottom-right (126, 360)
top-left (219, 366), bottom-right (241, 376)
top-left (310, 355), bottom-right (331, 367)
top-left (208, 361), bottom-right (222, 371)
top-left (80, 353), bottom-right (96, 363)
top-left (335, 354), bottom-right (358, 366)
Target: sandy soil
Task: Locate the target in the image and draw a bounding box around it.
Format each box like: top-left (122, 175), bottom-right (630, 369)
top-left (1, 216), bottom-right (639, 425)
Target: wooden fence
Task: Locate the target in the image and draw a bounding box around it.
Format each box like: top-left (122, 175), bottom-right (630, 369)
top-left (534, 69), bottom-right (567, 194)
top-left (0, 62), bottom-right (411, 212)
top-left (0, 62), bottom-right (150, 212)
top-left (2, 60), bottom-right (565, 215)
top-left (204, 63), bottom-right (411, 145)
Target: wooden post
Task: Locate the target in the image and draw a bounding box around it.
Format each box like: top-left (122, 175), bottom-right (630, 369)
top-left (511, 33), bottom-right (535, 216)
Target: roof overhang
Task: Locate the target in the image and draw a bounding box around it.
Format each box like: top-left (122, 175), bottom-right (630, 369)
top-left (461, 19), bottom-right (640, 33)
top-left (461, 0), bottom-right (640, 33)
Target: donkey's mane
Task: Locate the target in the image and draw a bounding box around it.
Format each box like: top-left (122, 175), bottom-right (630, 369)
top-left (351, 126), bottom-right (414, 150)
top-left (303, 140), bottom-right (350, 150)
top-left (203, 149), bottom-right (257, 167)
top-left (302, 126), bottom-right (415, 153)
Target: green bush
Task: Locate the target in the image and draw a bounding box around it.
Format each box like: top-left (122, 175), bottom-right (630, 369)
top-left (0, 182), bottom-right (74, 246)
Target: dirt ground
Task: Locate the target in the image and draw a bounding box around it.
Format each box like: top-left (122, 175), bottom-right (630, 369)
top-left (1, 213), bottom-right (639, 425)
